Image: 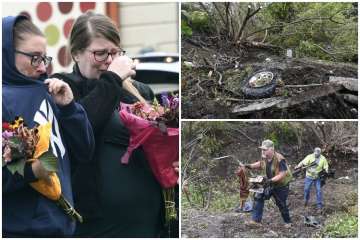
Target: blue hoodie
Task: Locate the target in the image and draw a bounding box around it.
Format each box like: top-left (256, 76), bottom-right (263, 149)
top-left (2, 15), bottom-right (95, 237)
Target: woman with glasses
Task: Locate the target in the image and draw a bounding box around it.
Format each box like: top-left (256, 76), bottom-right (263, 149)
top-left (53, 11), bottom-right (166, 237)
top-left (2, 15), bottom-right (94, 237)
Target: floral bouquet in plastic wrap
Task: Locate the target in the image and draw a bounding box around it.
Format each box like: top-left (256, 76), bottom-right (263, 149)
top-left (2, 117), bottom-right (82, 222)
top-left (119, 93), bottom-right (179, 224)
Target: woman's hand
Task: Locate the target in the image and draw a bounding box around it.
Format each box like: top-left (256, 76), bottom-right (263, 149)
top-left (45, 78), bottom-right (74, 106)
top-left (108, 56), bottom-right (147, 103)
top-left (31, 159), bottom-right (51, 184)
top-left (173, 161), bottom-right (179, 184)
top-left (108, 55), bottom-right (136, 80)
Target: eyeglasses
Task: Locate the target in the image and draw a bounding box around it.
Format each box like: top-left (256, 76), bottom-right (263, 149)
top-left (86, 49), bottom-right (126, 62)
top-left (15, 50), bottom-right (52, 68)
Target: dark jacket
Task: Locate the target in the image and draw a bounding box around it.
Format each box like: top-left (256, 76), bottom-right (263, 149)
top-left (2, 15), bottom-right (95, 237)
top-left (53, 66), bottom-right (163, 237)
top-left (53, 67), bottom-right (154, 135)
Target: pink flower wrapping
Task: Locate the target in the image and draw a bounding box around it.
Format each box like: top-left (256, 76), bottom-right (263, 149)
top-left (119, 103), bottom-right (179, 188)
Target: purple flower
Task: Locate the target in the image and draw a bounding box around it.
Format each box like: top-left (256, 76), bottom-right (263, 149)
top-left (161, 93), bottom-right (170, 108)
top-left (2, 130), bottom-right (13, 139)
top-left (170, 97), bottom-right (179, 110)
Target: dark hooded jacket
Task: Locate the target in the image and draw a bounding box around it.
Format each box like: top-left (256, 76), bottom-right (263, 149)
top-left (2, 15), bottom-right (95, 237)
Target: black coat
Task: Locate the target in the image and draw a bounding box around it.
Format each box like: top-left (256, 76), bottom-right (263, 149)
top-left (52, 66), bottom-right (163, 237)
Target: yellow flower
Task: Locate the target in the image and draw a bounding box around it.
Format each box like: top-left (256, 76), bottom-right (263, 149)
top-left (9, 116), bottom-right (24, 129)
top-left (27, 121), bottom-right (62, 201)
top-left (33, 122), bottom-right (52, 159)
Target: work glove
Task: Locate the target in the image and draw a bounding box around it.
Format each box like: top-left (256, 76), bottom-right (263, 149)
top-left (262, 176), bottom-right (272, 186)
top-left (294, 164), bottom-right (302, 170)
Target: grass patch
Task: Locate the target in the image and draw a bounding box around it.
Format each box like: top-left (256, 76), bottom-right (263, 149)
top-left (208, 179), bottom-right (240, 212)
top-left (319, 212), bottom-right (358, 238)
top-left (181, 178), bottom-right (240, 213)
top-left (182, 189), bottom-right (239, 213)
top-left (209, 190), bottom-right (239, 212)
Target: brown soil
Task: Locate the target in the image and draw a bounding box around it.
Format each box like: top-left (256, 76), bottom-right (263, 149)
top-left (181, 35), bottom-right (358, 119)
top-left (182, 177), bottom-right (357, 238)
top-left (181, 122), bottom-right (358, 238)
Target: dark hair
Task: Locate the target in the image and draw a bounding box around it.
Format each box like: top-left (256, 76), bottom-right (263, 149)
top-left (13, 17), bottom-right (44, 48)
top-left (69, 11), bottom-right (120, 57)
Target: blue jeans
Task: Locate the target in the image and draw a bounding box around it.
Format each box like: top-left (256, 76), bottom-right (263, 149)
top-left (304, 176), bottom-right (322, 208)
top-left (252, 185), bottom-right (291, 223)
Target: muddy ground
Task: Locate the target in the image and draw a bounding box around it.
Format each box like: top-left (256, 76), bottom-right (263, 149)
top-left (181, 168), bottom-right (358, 238)
top-left (181, 35), bottom-right (358, 119)
top-left (181, 121), bottom-right (358, 238)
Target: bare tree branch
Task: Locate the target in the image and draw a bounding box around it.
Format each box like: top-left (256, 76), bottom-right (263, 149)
top-left (246, 17), bottom-right (333, 39)
top-left (229, 127), bottom-right (257, 143)
top-left (213, 3), bottom-right (229, 34)
top-left (225, 2), bottom-right (230, 35)
top-left (236, 5), bottom-right (262, 42)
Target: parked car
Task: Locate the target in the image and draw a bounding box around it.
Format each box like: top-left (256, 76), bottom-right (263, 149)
top-left (131, 52), bottom-right (179, 99)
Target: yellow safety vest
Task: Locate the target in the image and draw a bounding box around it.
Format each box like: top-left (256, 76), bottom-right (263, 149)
top-left (299, 154), bottom-right (329, 179)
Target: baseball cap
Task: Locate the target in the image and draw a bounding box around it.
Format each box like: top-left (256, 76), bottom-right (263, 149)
top-left (314, 147), bottom-right (321, 154)
top-left (259, 139), bottom-right (274, 150)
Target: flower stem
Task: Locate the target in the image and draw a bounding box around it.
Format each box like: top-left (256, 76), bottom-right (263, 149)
top-left (163, 188), bottom-right (177, 224)
top-left (57, 195), bottom-right (83, 223)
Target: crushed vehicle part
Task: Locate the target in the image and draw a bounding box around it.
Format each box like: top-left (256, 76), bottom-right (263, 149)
top-left (241, 69), bottom-right (278, 98)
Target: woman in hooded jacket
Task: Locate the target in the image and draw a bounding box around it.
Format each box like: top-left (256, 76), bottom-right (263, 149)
top-left (2, 15), bottom-right (94, 237)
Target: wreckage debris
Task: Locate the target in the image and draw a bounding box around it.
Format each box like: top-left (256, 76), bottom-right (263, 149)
top-left (241, 69), bottom-right (278, 98)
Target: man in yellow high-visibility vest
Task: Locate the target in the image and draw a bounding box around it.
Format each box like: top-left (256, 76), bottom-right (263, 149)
top-left (295, 147), bottom-right (329, 213)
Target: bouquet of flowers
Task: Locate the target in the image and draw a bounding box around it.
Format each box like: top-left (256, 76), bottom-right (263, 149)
top-left (119, 93), bottom-right (179, 224)
top-left (2, 117), bottom-right (82, 222)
